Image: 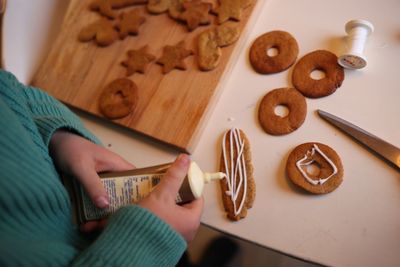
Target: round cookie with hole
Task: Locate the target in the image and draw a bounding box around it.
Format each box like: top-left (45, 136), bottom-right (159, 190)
top-left (286, 142), bottom-right (344, 194)
top-left (292, 50), bottom-right (345, 98)
top-left (249, 30), bottom-right (299, 74)
top-left (258, 87), bottom-right (307, 135)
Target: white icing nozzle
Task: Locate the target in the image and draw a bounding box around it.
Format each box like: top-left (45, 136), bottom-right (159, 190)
top-left (338, 19), bottom-right (374, 69)
top-left (204, 172), bottom-right (226, 183)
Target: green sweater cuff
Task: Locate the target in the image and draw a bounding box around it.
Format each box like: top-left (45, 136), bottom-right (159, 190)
top-left (73, 206), bottom-right (186, 267)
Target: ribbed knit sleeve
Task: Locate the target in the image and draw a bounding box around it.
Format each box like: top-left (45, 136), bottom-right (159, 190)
top-left (72, 205), bottom-right (187, 267)
top-left (1, 70), bottom-right (100, 146)
top-left (22, 85), bottom-right (101, 146)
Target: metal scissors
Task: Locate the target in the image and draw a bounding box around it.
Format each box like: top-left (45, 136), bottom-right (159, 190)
top-left (317, 109), bottom-right (400, 171)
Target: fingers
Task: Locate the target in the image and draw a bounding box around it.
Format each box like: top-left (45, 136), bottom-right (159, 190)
top-left (76, 166), bottom-right (110, 208)
top-left (153, 154), bottom-right (190, 199)
top-left (96, 149), bottom-right (135, 173)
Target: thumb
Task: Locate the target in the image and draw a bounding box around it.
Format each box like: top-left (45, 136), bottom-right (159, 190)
top-left (152, 154), bottom-right (190, 200)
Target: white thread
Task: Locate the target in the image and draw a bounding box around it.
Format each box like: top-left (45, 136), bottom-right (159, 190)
top-left (296, 144), bottom-right (338, 186)
top-left (338, 19), bottom-right (374, 69)
top-left (222, 128), bottom-right (247, 216)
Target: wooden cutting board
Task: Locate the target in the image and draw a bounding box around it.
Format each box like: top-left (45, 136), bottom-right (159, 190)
top-left (32, 0), bottom-right (260, 152)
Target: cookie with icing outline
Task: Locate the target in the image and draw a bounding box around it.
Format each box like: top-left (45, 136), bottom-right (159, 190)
top-left (122, 45), bottom-right (156, 75)
top-left (219, 128), bottom-right (255, 221)
top-left (286, 142), bottom-right (344, 194)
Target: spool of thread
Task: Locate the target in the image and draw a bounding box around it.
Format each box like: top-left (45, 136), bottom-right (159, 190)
top-left (338, 19), bottom-right (374, 69)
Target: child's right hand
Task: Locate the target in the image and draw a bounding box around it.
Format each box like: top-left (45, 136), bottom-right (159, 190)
top-left (138, 154), bottom-right (204, 243)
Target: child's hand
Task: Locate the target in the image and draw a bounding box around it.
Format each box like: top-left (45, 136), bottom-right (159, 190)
top-left (138, 154), bottom-right (204, 243)
top-left (49, 130), bottom-right (134, 231)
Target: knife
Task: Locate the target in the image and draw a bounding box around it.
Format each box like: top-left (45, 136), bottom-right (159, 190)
top-left (317, 109), bottom-right (400, 170)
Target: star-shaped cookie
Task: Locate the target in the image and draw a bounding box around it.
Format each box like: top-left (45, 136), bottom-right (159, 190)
top-left (157, 41), bottom-right (193, 73)
top-left (180, 0), bottom-right (212, 31)
top-left (121, 46), bottom-right (156, 75)
top-left (213, 0), bottom-right (252, 24)
top-left (115, 9), bottom-right (146, 39)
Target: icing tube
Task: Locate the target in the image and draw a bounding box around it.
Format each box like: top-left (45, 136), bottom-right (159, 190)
top-left (68, 162), bottom-right (225, 223)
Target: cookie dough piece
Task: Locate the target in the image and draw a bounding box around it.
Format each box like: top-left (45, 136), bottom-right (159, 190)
top-left (249, 30), bottom-right (299, 74)
top-left (286, 142), bottom-right (344, 194)
top-left (99, 78), bottom-right (139, 119)
top-left (292, 50), bottom-right (345, 98)
top-left (258, 88), bottom-right (307, 135)
top-left (219, 128), bottom-right (255, 221)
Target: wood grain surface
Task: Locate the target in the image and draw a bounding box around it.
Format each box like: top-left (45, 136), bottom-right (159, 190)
top-left (32, 0), bottom-right (259, 152)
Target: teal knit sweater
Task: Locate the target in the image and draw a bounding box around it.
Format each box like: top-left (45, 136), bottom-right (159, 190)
top-left (0, 70), bottom-right (186, 266)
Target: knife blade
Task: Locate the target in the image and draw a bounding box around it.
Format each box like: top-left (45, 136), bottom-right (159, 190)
top-left (317, 109), bottom-right (400, 170)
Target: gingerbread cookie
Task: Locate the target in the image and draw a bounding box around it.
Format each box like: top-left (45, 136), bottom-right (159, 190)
top-left (122, 45), bottom-right (156, 75)
top-left (258, 88), bottom-right (307, 135)
top-left (198, 23), bottom-right (240, 71)
top-left (219, 128), bottom-right (255, 221)
top-left (147, 0), bottom-right (171, 14)
top-left (157, 41), bottom-right (193, 73)
top-left (292, 50), bottom-right (345, 98)
top-left (90, 0), bottom-right (117, 19)
top-left (99, 78), bottom-right (139, 119)
top-left (111, 0), bottom-right (148, 8)
top-left (249, 30), bottom-right (299, 74)
top-left (115, 9), bottom-right (146, 39)
top-left (213, 0), bottom-right (252, 24)
top-left (168, 0), bottom-right (185, 19)
top-left (180, 0), bottom-right (212, 31)
top-left (78, 18), bottom-right (118, 46)
top-left (286, 142), bottom-right (344, 194)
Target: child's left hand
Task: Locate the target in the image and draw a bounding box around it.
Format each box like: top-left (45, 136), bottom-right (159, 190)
top-left (49, 130), bottom-right (135, 232)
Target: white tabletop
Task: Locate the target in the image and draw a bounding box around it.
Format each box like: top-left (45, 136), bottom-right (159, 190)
top-left (5, 0), bottom-right (400, 266)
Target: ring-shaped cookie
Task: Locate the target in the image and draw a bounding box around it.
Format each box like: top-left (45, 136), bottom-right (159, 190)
top-left (258, 87), bottom-right (307, 135)
top-left (99, 78), bottom-right (138, 119)
top-left (286, 142), bottom-right (344, 194)
top-left (292, 50), bottom-right (345, 98)
top-left (249, 30), bottom-right (299, 74)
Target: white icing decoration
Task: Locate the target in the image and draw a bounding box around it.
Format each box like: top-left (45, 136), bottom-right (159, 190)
top-left (295, 144), bottom-right (338, 185)
top-left (222, 128), bottom-right (247, 216)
